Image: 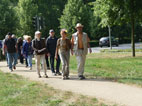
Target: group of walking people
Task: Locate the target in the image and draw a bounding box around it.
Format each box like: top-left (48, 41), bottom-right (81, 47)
top-left (2, 23), bottom-right (92, 80)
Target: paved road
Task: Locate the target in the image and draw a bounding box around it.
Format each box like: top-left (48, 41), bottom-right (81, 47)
top-left (91, 43), bottom-right (142, 53)
top-left (1, 61), bottom-right (142, 106)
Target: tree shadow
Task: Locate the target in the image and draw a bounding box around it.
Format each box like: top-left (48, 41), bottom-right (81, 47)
top-left (68, 75), bottom-right (142, 83)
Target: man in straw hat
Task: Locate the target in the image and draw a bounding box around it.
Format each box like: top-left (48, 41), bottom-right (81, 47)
top-left (32, 31), bottom-right (48, 78)
top-left (71, 23), bottom-right (92, 80)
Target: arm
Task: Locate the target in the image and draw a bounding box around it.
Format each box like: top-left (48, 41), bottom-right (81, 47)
top-left (87, 35), bottom-right (92, 53)
top-left (55, 39), bottom-right (60, 59)
top-left (32, 40), bottom-right (38, 52)
top-left (2, 44), bottom-right (6, 55)
top-left (2, 40), bottom-right (7, 55)
top-left (71, 36), bottom-right (74, 55)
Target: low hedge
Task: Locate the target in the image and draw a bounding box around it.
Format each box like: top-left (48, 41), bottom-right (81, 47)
top-left (89, 40), bottom-right (99, 47)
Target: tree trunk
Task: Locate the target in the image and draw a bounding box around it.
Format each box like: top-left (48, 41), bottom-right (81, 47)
top-left (131, 15), bottom-right (135, 57)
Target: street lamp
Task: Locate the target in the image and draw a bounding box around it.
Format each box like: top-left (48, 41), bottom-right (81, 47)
top-left (108, 25), bottom-right (112, 49)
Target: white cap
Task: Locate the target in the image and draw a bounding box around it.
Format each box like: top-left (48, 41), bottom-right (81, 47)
top-left (35, 31), bottom-right (41, 35)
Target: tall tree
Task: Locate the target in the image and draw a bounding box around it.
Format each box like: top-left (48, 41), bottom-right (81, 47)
top-left (0, 0), bottom-right (18, 39)
top-left (93, 0), bottom-right (142, 57)
top-left (59, 0), bottom-right (91, 36)
top-left (16, 0), bottom-right (67, 38)
top-left (16, 0), bottom-right (38, 37)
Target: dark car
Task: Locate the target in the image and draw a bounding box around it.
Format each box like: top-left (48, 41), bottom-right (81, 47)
top-left (0, 40), bottom-right (2, 48)
top-left (99, 37), bottom-right (119, 47)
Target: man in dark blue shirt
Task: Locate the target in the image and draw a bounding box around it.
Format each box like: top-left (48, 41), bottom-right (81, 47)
top-left (46, 29), bottom-right (61, 76)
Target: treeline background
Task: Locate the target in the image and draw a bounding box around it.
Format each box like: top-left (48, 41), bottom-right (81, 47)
top-left (0, 0), bottom-right (142, 45)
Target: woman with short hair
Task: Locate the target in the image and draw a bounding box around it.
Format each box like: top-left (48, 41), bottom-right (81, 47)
top-left (56, 29), bottom-right (71, 80)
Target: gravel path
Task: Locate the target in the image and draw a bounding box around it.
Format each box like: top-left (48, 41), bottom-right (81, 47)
top-left (0, 61), bottom-right (142, 106)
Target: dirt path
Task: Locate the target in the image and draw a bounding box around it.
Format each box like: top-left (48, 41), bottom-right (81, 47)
top-left (0, 61), bottom-right (142, 106)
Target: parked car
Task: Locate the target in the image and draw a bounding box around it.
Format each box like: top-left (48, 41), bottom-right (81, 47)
top-left (99, 37), bottom-right (119, 47)
top-left (0, 40), bottom-right (2, 48)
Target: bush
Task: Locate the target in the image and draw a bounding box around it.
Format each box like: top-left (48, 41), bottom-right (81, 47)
top-left (89, 40), bottom-right (99, 47)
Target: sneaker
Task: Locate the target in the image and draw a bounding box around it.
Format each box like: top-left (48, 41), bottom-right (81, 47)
top-left (62, 76), bottom-right (66, 80)
top-left (38, 75), bottom-right (42, 78)
top-left (10, 69), bottom-right (13, 72)
top-left (29, 67), bottom-right (32, 70)
top-left (79, 75), bottom-right (86, 80)
top-left (56, 72), bottom-right (62, 76)
top-left (45, 75), bottom-right (48, 78)
top-left (52, 73), bottom-right (56, 76)
top-left (66, 76), bottom-right (70, 79)
top-left (13, 66), bottom-right (16, 70)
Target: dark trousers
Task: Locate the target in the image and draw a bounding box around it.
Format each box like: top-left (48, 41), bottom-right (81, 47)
top-left (45, 55), bottom-right (50, 68)
top-left (25, 58), bottom-right (28, 67)
top-left (50, 55), bottom-right (60, 73)
top-left (18, 51), bottom-right (23, 64)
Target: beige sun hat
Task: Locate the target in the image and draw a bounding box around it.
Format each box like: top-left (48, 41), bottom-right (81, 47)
top-left (75, 23), bottom-right (84, 28)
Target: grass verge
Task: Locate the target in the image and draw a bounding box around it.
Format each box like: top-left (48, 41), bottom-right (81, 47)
top-left (100, 49), bottom-right (142, 53)
top-left (70, 53), bottom-right (142, 87)
top-left (0, 71), bottom-right (113, 106)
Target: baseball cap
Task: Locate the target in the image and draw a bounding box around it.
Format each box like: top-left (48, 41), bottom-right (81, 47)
top-left (49, 29), bottom-right (54, 33)
top-left (7, 32), bottom-right (12, 36)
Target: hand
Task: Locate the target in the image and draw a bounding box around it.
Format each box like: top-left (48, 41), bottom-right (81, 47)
top-left (2, 51), bottom-right (5, 55)
top-left (47, 53), bottom-right (50, 57)
top-left (71, 50), bottom-right (74, 55)
top-left (55, 55), bottom-right (58, 60)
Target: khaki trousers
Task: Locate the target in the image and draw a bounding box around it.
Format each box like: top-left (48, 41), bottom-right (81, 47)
top-left (75, 50), bottom-right (86, 76)
top-left (59, 51), bottom-right (70, 77)
top-left (35, 54), bottom-right (47, 76)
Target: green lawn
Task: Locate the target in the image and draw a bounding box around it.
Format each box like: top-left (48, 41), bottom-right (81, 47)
top-left (0, 71), bottom-right (110, 106)
top-left (70, 53), bottom-right (142, 87)
top-left (101, 49), bottom-right (142, 52)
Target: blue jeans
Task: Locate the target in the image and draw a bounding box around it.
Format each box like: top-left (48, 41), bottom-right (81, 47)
top-left (27, 55), bottom-right (32, 67)
top-left (7, 52), bottom-right (17, 69)
top-left (5, 52), bottom-right (8, 65)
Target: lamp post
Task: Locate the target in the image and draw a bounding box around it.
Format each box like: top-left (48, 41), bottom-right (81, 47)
top-left (108, 25), bottom-right (112, 49)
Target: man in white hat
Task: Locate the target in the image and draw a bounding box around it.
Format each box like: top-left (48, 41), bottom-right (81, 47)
top-left (71, 23), bottom-right (92, 80)
top-left (32, 31), bottom-right (48, 78)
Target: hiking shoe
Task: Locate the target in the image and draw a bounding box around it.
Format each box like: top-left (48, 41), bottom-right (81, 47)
top-left (66, 76), bottom-right (70, 79)
top-left (10, 69), bottom-right (13, 72)
top-left (56, 72), bottom-right (62, 76)
top-left (38, 75), bottom-right (42, 78)
top-left (13, 66), bottom-right (16, 70)
top-left (52, 73), bottom-right (56, 76)
top-left (62, 76), bottom-right (66, 80)
top-left (29, 67), bottom-right (32, 70)
top-left (79, 75), bottom-right (86, 80)
top-left (45, 75), bottom-right (48, 78)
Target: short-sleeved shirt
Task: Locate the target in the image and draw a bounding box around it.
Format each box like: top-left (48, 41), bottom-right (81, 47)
top-left (57, 38), bottom-right (71, 52)
top-left (5, 38), bottom-right (16, 53)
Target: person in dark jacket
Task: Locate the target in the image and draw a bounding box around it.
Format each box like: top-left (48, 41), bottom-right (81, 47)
top-left (32, 31), bottom-right (48, 78)
top-left (17, 37), bottom-right (24, 64)
top-left (46, 29), bottom-right (61, 76)
top-left (23, 35), bottom-right (29, 67)
top-left (3, 32), bottom-right (17, 72)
